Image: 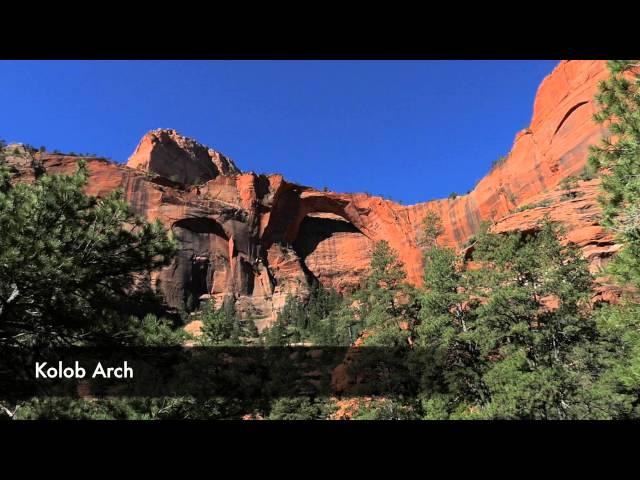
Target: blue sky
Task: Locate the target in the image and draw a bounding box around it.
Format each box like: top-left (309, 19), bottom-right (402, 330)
top-left (0, 60), bottom-right (558, 204)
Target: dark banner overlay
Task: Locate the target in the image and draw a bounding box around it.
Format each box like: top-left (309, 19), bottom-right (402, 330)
top-left (0, 347), bottom-right (433, 400)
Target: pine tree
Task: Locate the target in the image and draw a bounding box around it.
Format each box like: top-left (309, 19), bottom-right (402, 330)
top-left (416, 219), bottom-right (608, 419)
top-left (0, 161), bottom-right (180, 419)
top-left (582, 60), bottom-right (640, 418)
top-left (262, 294), bottom-right (302, 346)
top-left (267, 396), bottom-right (336, 420)
top-left (0, 160), bottom-right (178, 348)
top-left (468, 221), bottom-right (598, 419)
top-left (305, 280), bottom-right (342, 337)
top-left (263, 316), bottom-right (290, 346)
top-left (588, 60), bottom-right (640, 288)
top-left (415, 216), bottom-right (484, 416)
top-left (352, 398), bottom-right (420, 420)
top-left (244, 316), bottom-right (259, 339)
top-left (418, 210), bottom-right (444, 249)
top-left (352, 241), bottom-right (416, 346)
top-left (260, 284), bottom-right (344, 345)
top-left (128, 313), bottom-right (191, 346)
top-left (198, 298), bottom-right (240, 346)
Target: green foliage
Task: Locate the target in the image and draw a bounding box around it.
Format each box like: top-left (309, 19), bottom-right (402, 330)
top-left (579, 164), bottom-right (597, 181)
top-left (262, 282), bottom-right (344, 345)
top-left (419, 210), bottom-right (444, 248)
top-left (267, 396), bottom-right (336, 420)
top-left (588, 60), bottom-right (640, 288)
top-left (352, 398), bottom-right (420, 420)
top-left (8, 62), bottom-right (640, 421)
top-left (262, 314), bottom-right (290, 346)
top-left (309, 299), bottom-right (361, 346)
top-left (14, 397), bottom-right (165, 420)
top-left (127, 313), bottom-right (191, 346)
top-left (0, 160), bottom-right (178, 349)
top-left (198, 298), bottom-right (241, 346)
top-left (0, 162), bottom-right (186, 419)
top-left (589, 302), bottom-right (640, 417)
top-left (415, 218), bottom-right (611, 419)
top-left (490, 154), bottom-right (510, 171)
top-left (448, 192), bottom-right (458, 200)
top-left (262, 243), bottom-right (417, 348)
top-left (349, 241), bottom-right (417, 346)
top-left (515, 199), bottom-right (553, 212)
top-left (415, 219), bottom-right (484, 413)
top-left (252, 62), bottom-right (640, 420)
top-left (559, 176), bottom-right (579, 192)
top-left (268, 294), bottom-right (306, 345)
top-left (244, 316), bottom-right (259, 339)
top-left (13, 394), bottom-right (259, 420)
top-left (559, 176), bottom-right (582, 200)
top-left (153, 396), bottom-right (250, 420)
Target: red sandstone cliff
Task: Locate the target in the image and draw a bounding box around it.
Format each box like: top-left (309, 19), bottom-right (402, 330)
top-left (128, 128), bottom-right (240, 185)
top-left (3, 60), bottom-right (618, 328)
top-left (401, 60), bottom-right (613, 277)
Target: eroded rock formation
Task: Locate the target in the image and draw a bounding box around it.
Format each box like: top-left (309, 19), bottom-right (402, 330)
top-left (127, 128), bottom-right (240, 185)
top-left (3, 60), bottom-right (620, 328)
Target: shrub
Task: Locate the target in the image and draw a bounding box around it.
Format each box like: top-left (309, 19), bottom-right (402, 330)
top-left (559, 175), bottom-right (579, 192)
top-left (579, 165), bottom-right (597, 181)
top-left (559, 176), bottom-right (583, 200)
top-left (515, 199), bottom-right (553, 212)
top-left (490, 154), bottom-right (510, 171)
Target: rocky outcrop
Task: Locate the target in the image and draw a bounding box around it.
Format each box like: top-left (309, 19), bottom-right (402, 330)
top-left (3, 60), bottom-right (621, 328)
top-left (490, 179), bottom-right (617, 270)
top-left (482, 177), bottom-right (622, 303)
top-left (127, 128), bottom-right (240, 185)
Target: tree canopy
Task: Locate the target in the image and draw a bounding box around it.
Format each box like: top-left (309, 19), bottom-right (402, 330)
top-left (0, 160), bottom-right (178, 349)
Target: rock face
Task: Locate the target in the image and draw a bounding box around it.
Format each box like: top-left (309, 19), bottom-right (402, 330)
top-left (490, 179), bottom-right (617, 271)
top-left (294, 213), bottom-right (373, 294)
top-left (403, 60), bottom-right (611, 247)
top-left (482, 177), bottom-right (622, 303)
top-left (127, 128), bottom-right (240, 185)
top-left (3, 60), bottom-right (621, 328)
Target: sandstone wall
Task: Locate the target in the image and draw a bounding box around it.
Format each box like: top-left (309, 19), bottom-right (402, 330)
top-left (5, 60), bottom-right (618, 328)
